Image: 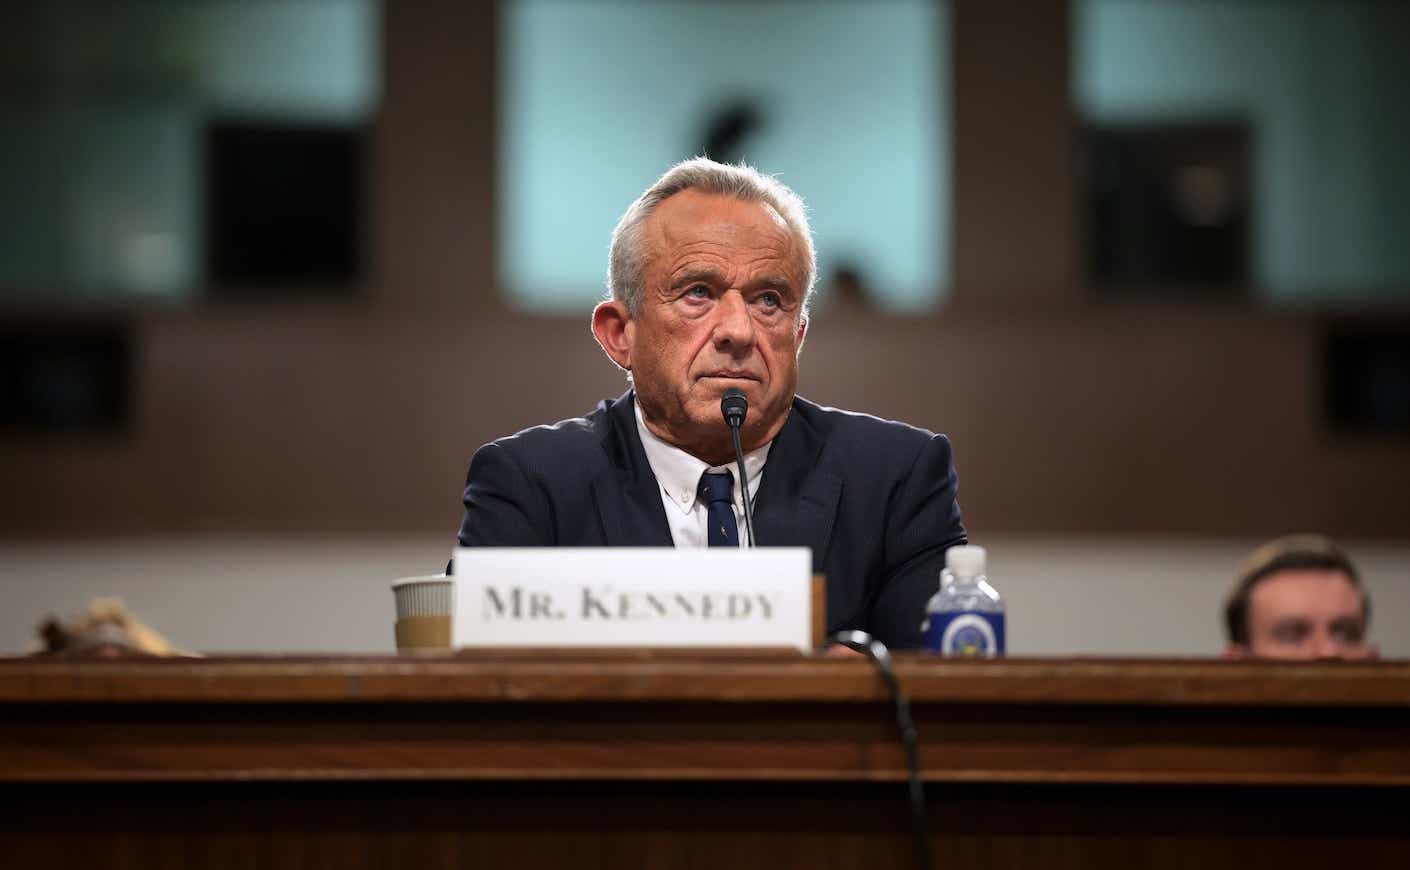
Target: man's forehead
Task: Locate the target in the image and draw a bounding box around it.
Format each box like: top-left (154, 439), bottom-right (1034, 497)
top-left (1250, 569), bottom-right (1363, 615)
top-left (648, 190), bottom-right (794, 244)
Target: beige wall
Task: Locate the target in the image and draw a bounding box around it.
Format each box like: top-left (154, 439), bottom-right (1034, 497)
top-left (3, 536), bottom-right (1406, 658)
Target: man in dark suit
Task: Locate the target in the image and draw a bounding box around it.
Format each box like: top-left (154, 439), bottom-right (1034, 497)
top-left (457, 158), bottom-right (965, 648)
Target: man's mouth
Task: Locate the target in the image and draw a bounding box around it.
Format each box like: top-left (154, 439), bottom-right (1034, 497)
top-left (701, 371), bottom-right (760, 381)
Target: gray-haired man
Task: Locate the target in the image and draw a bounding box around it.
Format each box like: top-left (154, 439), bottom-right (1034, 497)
top-left (456, 158), bottom-right (966, 648)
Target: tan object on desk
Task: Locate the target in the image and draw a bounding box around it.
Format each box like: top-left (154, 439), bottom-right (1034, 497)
top-left (37, 597), bottom-right (195, 657)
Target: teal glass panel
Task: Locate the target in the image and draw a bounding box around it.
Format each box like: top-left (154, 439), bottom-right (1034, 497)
top-left (1075, 0), bottom-right (1410, 303)
top-left (500, 0), bottom-right (949, 314)
top-left (0, 0), bottom-right (380, 301)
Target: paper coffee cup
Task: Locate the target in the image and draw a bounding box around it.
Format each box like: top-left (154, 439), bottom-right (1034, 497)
top-left (392, 575), bottom-right (453, 652)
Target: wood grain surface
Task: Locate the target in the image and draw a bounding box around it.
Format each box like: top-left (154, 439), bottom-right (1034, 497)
top-left (4, 653), bottom-right (1409, 705)
top-left (3, 654), bottom-right (1408, 869)
top-left (2, 655), bottom-right (1408, 785)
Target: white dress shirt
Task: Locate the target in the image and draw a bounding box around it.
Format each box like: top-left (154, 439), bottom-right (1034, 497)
top-left (634, 400), bottom-right (769, 547)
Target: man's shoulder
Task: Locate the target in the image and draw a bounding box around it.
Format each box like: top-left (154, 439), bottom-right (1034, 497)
top-left (788, 395), bottom-right (952, 480)
top-left (792, 395), bottom-right (942, 452)
top-left (487, 395), bottom-right (622, 459)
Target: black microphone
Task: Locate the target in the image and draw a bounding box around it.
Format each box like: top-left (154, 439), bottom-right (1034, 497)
top-left (720, 388), bottom-right (756, 547)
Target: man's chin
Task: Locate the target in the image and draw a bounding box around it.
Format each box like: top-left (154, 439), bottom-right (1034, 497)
top-left (682, 402), bottom-right (734, 432)
top-left (692, 393), bottom-right (788, 435)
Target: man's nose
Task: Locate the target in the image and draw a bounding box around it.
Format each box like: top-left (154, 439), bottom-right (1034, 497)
top-left (1311, 630), bottom-right (1343, 660)
top-left (712, 290), bottom-right (755, 351)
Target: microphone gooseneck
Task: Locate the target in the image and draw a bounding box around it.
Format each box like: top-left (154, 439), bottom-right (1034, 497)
top-left (719, 388), bottom-right (755, 547)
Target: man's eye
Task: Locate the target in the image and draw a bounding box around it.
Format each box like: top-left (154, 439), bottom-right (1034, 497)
top-left (686, 284), bottom-right (710, 299)
top-left (757, 291), bottom-right (781, 308)
top-left (1331, 620), bottom-right (1365, 644)
top-left (1271, 622), bottom-right (1310, 644)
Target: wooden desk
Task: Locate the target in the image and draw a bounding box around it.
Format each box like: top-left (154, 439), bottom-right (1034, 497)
top-left (2, 655), bottom-right (1408, 868)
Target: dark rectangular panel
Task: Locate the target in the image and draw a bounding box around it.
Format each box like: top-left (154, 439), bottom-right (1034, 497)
top-left (0, 324), bottom-right (129, 432)
top-left (1085, 121), bottom-right (1251, 293)
top-left (204, 121), bottom-right (365, 293)
top-left (1326, 326), bottom-right (1410, 433)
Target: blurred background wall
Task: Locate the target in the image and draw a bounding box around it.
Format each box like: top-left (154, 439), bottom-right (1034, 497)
top-left (1, 0), bottom-right (1406, 656)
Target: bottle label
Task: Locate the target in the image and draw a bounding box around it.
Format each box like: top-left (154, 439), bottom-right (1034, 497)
top-left (923, 611), bottom-right (1005, 657)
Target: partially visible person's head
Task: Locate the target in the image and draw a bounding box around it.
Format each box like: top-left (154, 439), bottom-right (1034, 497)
top-left (592, 159), bottom-right (815, 464)
top-left (1223, 534), bottom-right (1377, 660)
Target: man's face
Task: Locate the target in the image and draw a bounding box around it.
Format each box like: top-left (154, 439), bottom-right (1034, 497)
top-left (618, 190), bottom-right (809, 462)
top-left (1243, 570), bottom-right (1373, 660)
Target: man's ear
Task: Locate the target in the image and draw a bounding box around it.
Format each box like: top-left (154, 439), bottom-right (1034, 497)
top-left (794, 316), bottom-right (808, 354)
top-left (592, 300), bottom-right (633, 371)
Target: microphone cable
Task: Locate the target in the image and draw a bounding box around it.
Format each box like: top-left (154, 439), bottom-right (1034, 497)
top-left (829, 630), bottom-right (931, 870)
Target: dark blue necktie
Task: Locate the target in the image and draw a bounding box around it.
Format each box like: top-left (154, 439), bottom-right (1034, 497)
top-left (698, 471), bottom-right (740, 547)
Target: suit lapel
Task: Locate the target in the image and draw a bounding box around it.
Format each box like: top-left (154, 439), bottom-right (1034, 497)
top-left (591, 391), bottom-right (675, 547)
top-left (753, 400), bottom-right (842, 564)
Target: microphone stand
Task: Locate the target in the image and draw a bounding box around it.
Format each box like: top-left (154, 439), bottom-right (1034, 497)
top-left (729, 424), bottom-right (755, 547)
top-left (720, 388), bottom-right (755, 547)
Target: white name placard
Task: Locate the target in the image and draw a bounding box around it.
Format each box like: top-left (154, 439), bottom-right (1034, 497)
top-left (450, 548), bottom-right (813, 651)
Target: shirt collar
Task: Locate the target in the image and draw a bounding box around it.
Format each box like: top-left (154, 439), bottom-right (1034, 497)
top-left (634, 398), bottom-right (771, 516)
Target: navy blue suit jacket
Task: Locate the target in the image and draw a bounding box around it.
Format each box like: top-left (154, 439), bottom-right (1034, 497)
top-left (456, 391), bottom-right (966, 648)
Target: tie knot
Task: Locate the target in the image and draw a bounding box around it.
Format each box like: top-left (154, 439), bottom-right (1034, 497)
top-left (697, 471), bottom-right (734, 505)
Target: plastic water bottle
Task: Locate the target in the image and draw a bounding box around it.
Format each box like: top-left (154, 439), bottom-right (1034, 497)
top-left (922, 545), bottom-right (1005, 657)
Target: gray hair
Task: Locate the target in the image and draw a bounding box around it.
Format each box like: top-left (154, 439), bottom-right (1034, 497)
top-left (606, 157), bottom-right (816, 319)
